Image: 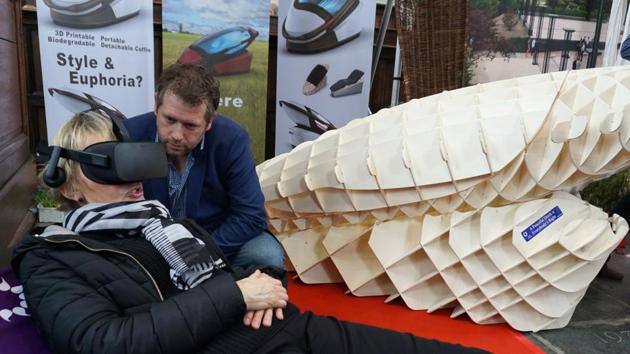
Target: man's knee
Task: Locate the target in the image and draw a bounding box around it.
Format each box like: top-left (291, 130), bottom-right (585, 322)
top-left (241, 232), bottom-right (285, 268)
top-left (254, 234), bottom-right (285, 266)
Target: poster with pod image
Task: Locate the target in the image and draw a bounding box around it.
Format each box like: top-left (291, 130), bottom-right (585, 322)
top-left (274, 0), bottom-right (377, 155)
top-left (36, 0), bottom-right (155, 142)
top-left (162, 0), bottom-right (271, 163)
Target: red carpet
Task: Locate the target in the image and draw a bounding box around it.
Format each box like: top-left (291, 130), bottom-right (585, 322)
top-left (287, 275), bottom-right (543, 354)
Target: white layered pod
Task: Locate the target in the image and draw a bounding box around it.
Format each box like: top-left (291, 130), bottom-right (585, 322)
top-left (256, 67), bottom-right (630, 330)
top-left (259, 67), bottom-right (630, 221)
top-left (278, 191), bottom-right (628, 331)
top-left (368, 192), bottom-right (627, 331)
top-left (257, 67), bottom-right (630, 276)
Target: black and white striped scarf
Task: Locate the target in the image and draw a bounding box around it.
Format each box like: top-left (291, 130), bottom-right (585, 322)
top-left (62, 200), bottom-right (225, 290)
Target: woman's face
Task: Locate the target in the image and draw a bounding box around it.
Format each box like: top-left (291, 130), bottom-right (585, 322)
top-left (60, 134), bottom-right (144, 204)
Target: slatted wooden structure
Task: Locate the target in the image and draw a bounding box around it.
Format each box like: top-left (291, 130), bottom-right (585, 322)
top-left (258, 66), bottom-right (630, 331)
top-left (395, 0), bottom-right (469, 100)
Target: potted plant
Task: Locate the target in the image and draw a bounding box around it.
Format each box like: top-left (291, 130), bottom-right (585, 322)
top-left (34, 189), bottom-right (65, 223)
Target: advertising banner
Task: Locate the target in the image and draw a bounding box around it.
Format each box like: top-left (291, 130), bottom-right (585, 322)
top-left (36, 0), bottom-right (155, 142)
top-left (162, 0), bottom-right (271, 163)
top-left (275, 0), bottom-right (377, 155)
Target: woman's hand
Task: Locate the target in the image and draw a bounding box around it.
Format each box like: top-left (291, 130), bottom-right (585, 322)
top-left (243, 307), bottom-right (284, 329)
top-left (236, 270), bottom-right (288, 311)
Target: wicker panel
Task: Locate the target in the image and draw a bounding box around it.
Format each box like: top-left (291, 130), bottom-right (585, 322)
top-left (395, 0), bottom-right (468, 100)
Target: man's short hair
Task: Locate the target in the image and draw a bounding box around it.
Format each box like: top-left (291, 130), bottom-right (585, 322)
top-left (156, 64), bottom-right (220, 122)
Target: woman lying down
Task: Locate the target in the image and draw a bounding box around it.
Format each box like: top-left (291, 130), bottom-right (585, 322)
top-left (12, 111), bottom-right (486, 354)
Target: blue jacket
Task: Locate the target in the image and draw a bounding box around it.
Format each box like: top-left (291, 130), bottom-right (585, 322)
top-left (622, 36), bottom-right (630, 61)
top-left (124, 112), bottom-right (267, 256)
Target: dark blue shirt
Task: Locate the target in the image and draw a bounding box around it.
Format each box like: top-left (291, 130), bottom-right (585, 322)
top-left (168, 154), bottom-right (195, 219)
top-left (124, 112), bottom-right (268, 257)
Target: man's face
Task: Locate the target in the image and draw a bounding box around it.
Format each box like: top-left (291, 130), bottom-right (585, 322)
top-left (155, 91), bottom-right (212, 159)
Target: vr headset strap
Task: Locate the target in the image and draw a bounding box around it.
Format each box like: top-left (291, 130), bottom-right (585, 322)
top-left (38, 145), bottom-right (110, 169)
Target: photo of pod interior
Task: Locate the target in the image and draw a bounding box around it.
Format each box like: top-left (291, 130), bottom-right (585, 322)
top-left (282, 0), bottom-right (362, 54)
top-left (42, 0), bottom-right (141, 29)
top-left (279, 100), bottom-right (336, 147)
top-left (178, 26), bottom-right (259, 76)
top-left (48, 87), bottom-right (130, 141)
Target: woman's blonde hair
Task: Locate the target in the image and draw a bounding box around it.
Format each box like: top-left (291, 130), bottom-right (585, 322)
top-left (40, 111), bottom-right (117, 208)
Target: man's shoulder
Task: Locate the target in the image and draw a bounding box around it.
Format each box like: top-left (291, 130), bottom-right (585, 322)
top-left (210, 114), bottom-right (248, 139)
top-left (213, 114), bottom-right (246, 132)
top-left (622, 37), bottom-right (630, 60)
top-left (126, 112), bottom-right (156, 126)
top-left (124, 112), bottom-right (156, 140)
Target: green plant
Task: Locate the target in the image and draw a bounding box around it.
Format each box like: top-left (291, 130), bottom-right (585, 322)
top-left (34, 189), bottom-right (61, 209)
top-left (581, 169), bottom-right (630, 212)
top-left (503, 0), bottom-right (519, 10)
top-left (471, 0), bottom-right (500, 13)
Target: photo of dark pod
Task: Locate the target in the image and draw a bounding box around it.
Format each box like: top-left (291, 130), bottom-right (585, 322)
top-left (42, 0), bottom-right (141, 28)
top-left (279, 100), bottom-right (336, 147)
top-left (283, 0), bottom-right (362, 54)
top-left (178, 26), bottom-right (259, 76)
top-left (48, 87), bottom-right (126, 121)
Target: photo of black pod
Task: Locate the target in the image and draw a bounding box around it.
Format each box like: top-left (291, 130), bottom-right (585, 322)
top-left (330, 69), bottom-right (364, 97)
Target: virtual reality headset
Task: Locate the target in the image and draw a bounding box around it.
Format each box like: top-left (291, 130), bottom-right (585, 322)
top-left (42, 86), bottom-right (166, 187)
top-left (40, 141), bottom-right (168, 188)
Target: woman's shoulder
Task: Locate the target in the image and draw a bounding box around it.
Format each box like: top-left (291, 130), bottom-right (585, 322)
top-left (12, 225), bottom-right (75, 270)
top-left (12, 225), bottom-right (112, 277)
top-left (12, 228), bottom-right (56, 262)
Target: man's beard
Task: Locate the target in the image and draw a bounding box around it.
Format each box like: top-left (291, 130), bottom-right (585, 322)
top-left (159, 136), bottom-right (189, 158)
top-left (165, 142), bottom-right (189, 156)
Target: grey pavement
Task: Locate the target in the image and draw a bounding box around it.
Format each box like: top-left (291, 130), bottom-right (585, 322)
top-left (526, 250), bottom-right (630, 354)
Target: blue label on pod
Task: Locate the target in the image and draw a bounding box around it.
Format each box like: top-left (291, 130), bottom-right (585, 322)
top-left (521, 206), bottom-right (563, 242)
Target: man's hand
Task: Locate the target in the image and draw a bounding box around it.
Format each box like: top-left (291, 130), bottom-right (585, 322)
top-left (236, 270), bottom-right (288, 311)
top-left (243, 307), bottom-right (284, 329)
